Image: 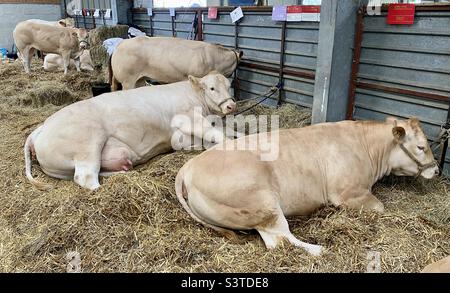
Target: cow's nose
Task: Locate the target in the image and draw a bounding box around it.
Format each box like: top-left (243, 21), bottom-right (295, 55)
top-left (227, 104), bottom-right (236, 112)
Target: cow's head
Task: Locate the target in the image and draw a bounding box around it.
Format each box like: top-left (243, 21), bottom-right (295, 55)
top-left (388, 117), bottom-right (438, 179)
top-left (57, 18), bottom-right (75, 27)
top-left (73, 28), bottom-right (89, 50)
top-left (189, 72), bottom-right (237, 116)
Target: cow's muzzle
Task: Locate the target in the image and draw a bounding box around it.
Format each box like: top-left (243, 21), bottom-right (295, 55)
top-left (79, 40), bottom-right (90, 49)
top-left (399, 143), bottom-right (438, 178)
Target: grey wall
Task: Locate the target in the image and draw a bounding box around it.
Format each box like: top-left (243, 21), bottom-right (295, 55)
top-left (0, 4), bottom-right (62, 50)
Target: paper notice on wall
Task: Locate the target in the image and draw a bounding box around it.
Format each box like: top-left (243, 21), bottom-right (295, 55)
top-left (301, 5), bottom-right (320, 22)
top-left (230, 6), bottom-right (244, 23)
top-left (286, 5), bottom-right (320, 22)
top-left (169, 8), bottom-right (176, 17)
top-left (208, 7), bottom-right (218, 19)
top-left (94, 9), bottom-right (100, 18)
top-left (272, 5), bottom-right (287, 21)
top-left (147, 8), bottom-right (153, 16)
top-left (105, 9), bottom-right (112, 19)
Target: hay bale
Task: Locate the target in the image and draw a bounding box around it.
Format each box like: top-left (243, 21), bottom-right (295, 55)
top-left (88, 25), bottom-right (128, 47)
top-left (27, 81), bottom-right (76, 107)
top-left (89, 45), bottom-right (109, 69)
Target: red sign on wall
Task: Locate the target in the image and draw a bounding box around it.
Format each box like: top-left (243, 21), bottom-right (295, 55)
top-left (387, 4), bottom-right (415, 25)
top-left (208, 7), bottom-right (218, 19)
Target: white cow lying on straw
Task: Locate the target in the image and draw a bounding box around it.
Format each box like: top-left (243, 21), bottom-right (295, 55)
top-left (24, 72), bottom-right (237, 190)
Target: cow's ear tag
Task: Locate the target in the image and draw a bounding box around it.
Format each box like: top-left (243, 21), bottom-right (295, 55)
top-left (392, 126), bottom-right (406, 142)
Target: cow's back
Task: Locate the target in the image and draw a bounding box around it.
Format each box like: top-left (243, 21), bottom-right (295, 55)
top-left (14, 21), bottom-right (76, 54)
top-left (112, 36), bottom-right (217, 84)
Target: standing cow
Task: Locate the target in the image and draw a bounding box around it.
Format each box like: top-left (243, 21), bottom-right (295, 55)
top-left (110, 36), bottom-right (243, 90)
top-left (13, 20), bottom-right (88, 74)
top-left (24, 72), bottom-right (237, 190)
top-left (175, 118), bottom-right (438, 255)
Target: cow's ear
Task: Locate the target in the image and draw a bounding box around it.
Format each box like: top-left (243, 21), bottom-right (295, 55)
top-left (392, 126), bottom-right (406, 143)
top-left (58, 20), bottom-right (67, 27)
top-left (409, 117), bottom-right (420, 129)
top-left (188, 75), bottom-right (202, 90)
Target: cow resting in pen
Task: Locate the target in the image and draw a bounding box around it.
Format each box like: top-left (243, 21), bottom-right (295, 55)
top-left (110, 36), bottom-right (243, 90)
top-left (24, 72), bottom-right (237, 190)
top-left (175, 118), bottom-right (439, 256)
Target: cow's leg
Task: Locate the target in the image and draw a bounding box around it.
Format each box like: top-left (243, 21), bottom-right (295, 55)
top-left (74, 58), bottom-right (81, 72)
top-left (22, 47), bottom-right (33, 73)
top-left (74, 160), bottom-right (101, 190)
top-left (73, 143), bottom-right (104, 190)
top-left (256, 207), bottom-right (323, 256)
top-left (121, 78), bottom-right (137, 90)
top-left (62, 53), bottom-right (71, 75)
top-left (337, 190), bottom-right (384, 213)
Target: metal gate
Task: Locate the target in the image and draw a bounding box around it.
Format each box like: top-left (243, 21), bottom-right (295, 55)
top-left (131, 6), bottom-right (319, 108)
top-left (346, 5), bottom-right (450, 175)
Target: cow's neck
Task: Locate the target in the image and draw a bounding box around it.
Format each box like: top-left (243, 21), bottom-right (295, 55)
top-left (185, 84), bottom-right (212, 116)
top-left (360, 122), bottom-right (396, 184)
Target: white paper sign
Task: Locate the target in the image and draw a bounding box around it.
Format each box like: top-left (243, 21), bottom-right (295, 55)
top-left (94, 9), bottom-right (100, 18)
top-left (230, 7), bottom-right (244, 23)
top-left (169, 8), bottom-right (176, 17)
top-left (301, 13), bottom-right (319, 21)
top-left (105, 9), bottom-right (112, 19)
top-left (147, 8), bottom-right (153, 16)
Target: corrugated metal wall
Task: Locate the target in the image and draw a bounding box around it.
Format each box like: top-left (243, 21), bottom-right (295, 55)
top-left (132, 8), bottom-right (318, 108)
top-left (73, 0), bottom-right (113, 29)
top-left (351, 8), bottom-right (450, 175)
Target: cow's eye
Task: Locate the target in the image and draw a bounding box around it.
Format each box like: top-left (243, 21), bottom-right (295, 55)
top-left (418, 146), bottom-right (425, 151)
top-left (210, 87), bottom-right (215, 91)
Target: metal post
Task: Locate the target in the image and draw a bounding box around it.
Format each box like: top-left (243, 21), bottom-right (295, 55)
top-left (197, 9), bottom-right (203, 41)
top-left (233, 18), bottom-right (240, 100)
top-left (345, 7), bottom-right (364, 120)
top-left (92, 9), bottom-right (96, 28)
top-left (171, 15), bottom-right (176, 37)
top-left (439, 108), bottom-right (450, 174)
top-left (277, 21), bottom-right (287, 107)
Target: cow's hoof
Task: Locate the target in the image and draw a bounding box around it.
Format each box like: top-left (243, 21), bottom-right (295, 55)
top-left (307, 244), bottom-right (323, 256)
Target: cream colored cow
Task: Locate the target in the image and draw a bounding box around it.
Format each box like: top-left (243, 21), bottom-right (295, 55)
top-left (24, 72), bottom-right (236, 190)
top-left (13, 20), bottom-right (88, 74)
top-left (422, 256), bottom-right (450, 273)
top-left (110, 36), bottom-right (243, 90)
top-left (43, 50), bottom-right (93, 72)
top-left (175, 118), bottom-right (438, 255)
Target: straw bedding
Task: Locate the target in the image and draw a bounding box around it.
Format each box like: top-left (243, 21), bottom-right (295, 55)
top-left (0, 60), bottom-right (448, 272)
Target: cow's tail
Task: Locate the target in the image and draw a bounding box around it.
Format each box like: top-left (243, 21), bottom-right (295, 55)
top-left (175, 160), bottom-right (238, 241)
top-left (108, 54), bottom-right (120, 91)
top-left (24, 126), bottom-right (52, 191)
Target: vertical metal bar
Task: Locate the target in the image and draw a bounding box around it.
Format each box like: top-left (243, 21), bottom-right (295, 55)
top-left (277, 21), bottom-right (287, 106)
top-left (91, 0), bottom-right (96, 28)
top-left (92, 9), bottom-right (96, 28)
top-left (63, 0), bottom-right (68, 18)
top-left (197, 9), bottom-right (203, 41)
top-left (171, 15), bottom-right (176, 37)
top-left (233, 18), bottom-right (240, 100)
top-left (345, 7), bottom-right (365, 120)
top-left (439, 107), bottom-right (450, 174)
top-left (149, 14), bottom-right (153, 37)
